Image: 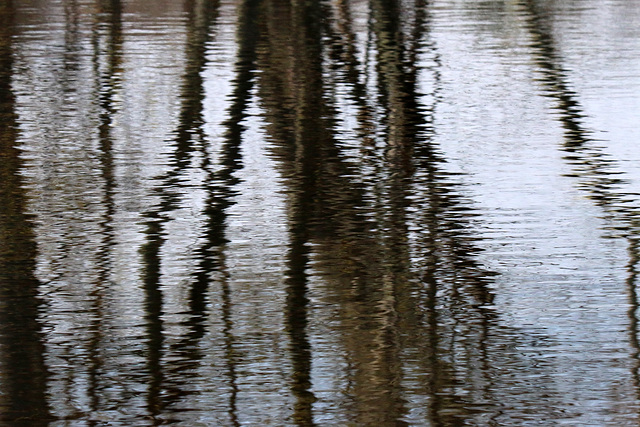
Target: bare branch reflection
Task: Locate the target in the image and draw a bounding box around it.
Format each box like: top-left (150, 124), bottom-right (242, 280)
top-left (0, 0), bottom-right (638, 424)
top-left (518, 0), bottom-right (640, 404)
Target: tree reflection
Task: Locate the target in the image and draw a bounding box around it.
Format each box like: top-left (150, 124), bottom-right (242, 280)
top-left (0, 0), bottom-right (52, 423)
top-left (5, 0), bottom-right (633, 424)
top-left (250, 0), bottom-right (555, 424)
top-left (518, 0), bottom-right (637, 216)
top-left (518, 0), bottom-right (640, 401)
top-left (138, 0), bottom-right (222, 421)
top-left (87, 0), bottom-right (123, 414)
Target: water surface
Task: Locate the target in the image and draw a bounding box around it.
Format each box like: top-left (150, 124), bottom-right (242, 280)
top-left (1, 0), bottom-right (639, 425)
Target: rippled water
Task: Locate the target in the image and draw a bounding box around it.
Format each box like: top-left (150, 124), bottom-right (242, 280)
top-left (1, 0), bottom-right (639, 425)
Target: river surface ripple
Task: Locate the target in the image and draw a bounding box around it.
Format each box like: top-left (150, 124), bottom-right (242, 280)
top-left (1, 0), bottom-right (639, 425)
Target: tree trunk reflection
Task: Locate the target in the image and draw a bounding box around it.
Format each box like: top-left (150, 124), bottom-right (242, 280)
top-left (0, 1), bottom-right (52, 423)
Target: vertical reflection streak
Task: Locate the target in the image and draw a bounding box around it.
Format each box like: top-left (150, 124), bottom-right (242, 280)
top-left (156, 0), bottom-right (221, 411)
top-left (139, 0), bottom-right (257, 420)
top-left (628, 238), bottom-right (640, 399)
top-left (257, 0), bottom-right (365, 422)
top-left (399, 5), bottom-right (456, 418)
top-left (280, 1), bottom-right (325, 424)
top-left (397, 4), bottom-right (450, 421)
top-left (518, 0), bottom-right (640, 404)
top-left (138, 0), bottom-right (220, 418)
top-left (285, 227), bottom-right (315, 427)
top-left (367, 1), bottom-right (418, 423)
top-left (220, 263), bottom-right (240, 427)
top-left (282, 6), bottom-right (323, 424)
top-left (63, 0), bottom-right (81, 74)
top-left (329, 0), bottom-right (380, 161)
top-left (424, 265), bottom-right (444, 427)
top-left (518, 0), bottom-right (630, 207)
top-left (375, 0), bottom-right (442, 422)
top-left (210, 0), bottom-right (262, 421)
top-left (140, 215), bottom-right (165, 421)
top-left (299, 0), bottom-right (490, 422)
top-left (368, 0), bottom-right (504, 423)
top-left (0, 0), bottom-right (52, 422)
top-left (306, 0), bottom-right (495, 422)
top-left (88, 0), bottom-right (123, 413)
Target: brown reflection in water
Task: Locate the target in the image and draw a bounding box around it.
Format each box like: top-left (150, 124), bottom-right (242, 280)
top-left (252, 0), bottom-right (546, 424)
top-left (366, 1), bottom-right (505, 423)
top-left (518, 0), bottom-right (640, 402)
top-left (165, 0), bottom-right (260, 423)
top-left (254, 1), bottom-right (334, 424)
top-left (87, 0), bottom-right (123, 413)
top-left (138, 0), bottom-right (222, 422)
top-left (0, 0), bottom-right (592, 423)
top-left (0, 0), bottom-right (52, 423)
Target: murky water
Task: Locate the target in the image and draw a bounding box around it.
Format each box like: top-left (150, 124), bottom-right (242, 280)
top-left (1, 0), bottom-right (639, 425)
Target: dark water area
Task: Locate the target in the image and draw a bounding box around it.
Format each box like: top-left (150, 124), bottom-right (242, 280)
top-left (0, 0), bottom-right (639, 425)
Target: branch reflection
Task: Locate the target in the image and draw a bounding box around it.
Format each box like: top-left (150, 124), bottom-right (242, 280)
top-left (138, 0), bottom-right (221, 421)
top-left (254, 0), bottom-right (556, 424)
top-left (518, 0), bottom-right (640, 401)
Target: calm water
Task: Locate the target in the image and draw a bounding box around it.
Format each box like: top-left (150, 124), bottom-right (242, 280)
top-left (1, 0), bottom-right (639, 425)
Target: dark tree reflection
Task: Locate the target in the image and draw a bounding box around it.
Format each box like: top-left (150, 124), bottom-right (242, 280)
top-left (0, 1), bottom-right (52, 423)
top-left (518, 0), bottom-right (640, 406)
top-left (138, 0), bottom-right (221, 421)
top-left (4, 0), bottom-right (637, 424)
top-left (87, 0), bottom-right (123, 414)
top-left (249, 0), bottom-right (557, 425)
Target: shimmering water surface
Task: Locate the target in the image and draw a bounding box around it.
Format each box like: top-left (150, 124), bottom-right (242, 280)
top-left (1, 0), bottom-right (639, 425)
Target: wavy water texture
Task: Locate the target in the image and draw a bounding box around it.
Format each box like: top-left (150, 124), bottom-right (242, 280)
top-left (0, 0), bottom-right (639, 425)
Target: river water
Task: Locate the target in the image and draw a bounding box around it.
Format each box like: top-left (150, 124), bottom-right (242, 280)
top-left (0, 0), bottom-right (639, 425)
